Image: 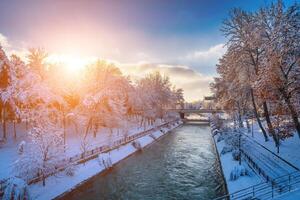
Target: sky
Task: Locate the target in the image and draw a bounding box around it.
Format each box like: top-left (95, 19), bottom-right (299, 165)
top-left (0, 0), bottom-right (297, 101)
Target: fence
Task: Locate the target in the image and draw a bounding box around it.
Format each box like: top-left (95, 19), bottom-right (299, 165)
top-left (214, 171), bottom-right (300, 200)
top-left (28, 119), bottom-right (180, 184)
top-left (214, 129), bottom-right (300, 200)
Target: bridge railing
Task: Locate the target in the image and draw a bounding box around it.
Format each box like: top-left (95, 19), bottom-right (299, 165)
top-left (166, 109), bottom-right (224, 113)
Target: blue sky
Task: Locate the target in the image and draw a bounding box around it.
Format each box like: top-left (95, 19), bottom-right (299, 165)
top-left (0, 0), bottom-right (297, 101)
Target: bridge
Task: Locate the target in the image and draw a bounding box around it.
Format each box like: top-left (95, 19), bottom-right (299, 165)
top-left (167, 109), bottom-right (224, 114)
top-left (166, 109), bottom-right (224, 123)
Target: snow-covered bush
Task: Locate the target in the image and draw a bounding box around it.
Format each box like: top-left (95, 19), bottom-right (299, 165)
top-left (230, 165), bottom-right (248, 181)
top-left (98, 153), bottom-right (113, 169)
top-left (217, 134), bottom-right (225, 142)
top-left (18, 141), bottom-right (26, 155)
top-left (3, 177), bottom-right (31, 200)
top-left (211, 114), bottom-right (224, 130)
top-left (232, 149), bottom-right (240, 161)
top-left (221, 145), bottom-right (233, 155)
top-left (132, 140), bottom-right (142, 150)
top-left (224, 132), bottom-right (242, 148)
top-left (65, 165), bottom-right (77, 177)
top-left (13, 119), bottom-right (65, 186)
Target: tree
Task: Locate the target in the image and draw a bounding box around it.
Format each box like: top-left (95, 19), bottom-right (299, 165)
top-left (13, 107), bottom-right (65, 186)
top-left (257, 1), bottom-right (300, 136)
top-left (27, 47), bottom-right (48, 79)
top-left (0, 46), bottom-right (12, 139)
top-left (82, 60), bottom-right (131, 138)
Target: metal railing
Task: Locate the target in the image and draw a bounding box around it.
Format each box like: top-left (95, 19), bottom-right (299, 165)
top-left (214, 171), bottom-right (300, 200)
top-left (213, 128), bottom-right (300, 200)
top-left (0, 120), bottom-right (181, 195)
top-left (27, 119), bottom-right (181, 184)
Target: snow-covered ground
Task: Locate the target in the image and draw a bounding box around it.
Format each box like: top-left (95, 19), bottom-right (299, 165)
top-left (212, 128), bottom-right (263, 194)
top-left (0, 119), bottom-right (165, 181)
top-left (214, 138), bottom-right (262, 193)
top-left (276, 188), bottom-right (300, 200)
top-left (243, 121), bottom-right (300, 170)
top-left (214, 119), bottom-right (300, 199)
top-left (27, 120), bottom-right (182, 200)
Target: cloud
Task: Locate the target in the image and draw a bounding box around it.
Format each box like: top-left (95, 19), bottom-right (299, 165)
top-left (0, 32), bottom-right (29, 59)
top-left (178, 43), bottom-right (226, 74)
top-left (118, 62), bottom-right (213, 102)
top-left (0, 32), bottom-right (213, 102)
top-left (0, 33), bottom-right (10, 49)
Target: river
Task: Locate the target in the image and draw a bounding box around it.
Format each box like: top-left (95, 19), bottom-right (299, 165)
top-left (59, 123), bottom-right (226, 200)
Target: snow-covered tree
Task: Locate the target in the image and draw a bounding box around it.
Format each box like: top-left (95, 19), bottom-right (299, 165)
top-left (13, 108), bottom-right (65, 186)
top-left (3, 177), bottom-right (31, 200)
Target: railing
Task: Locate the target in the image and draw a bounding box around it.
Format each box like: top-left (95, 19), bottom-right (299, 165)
top-left (213, 129), bottom-right (300, 200)
top-left (214, 171), bottom-right (300, 200)
top-left (241, 131), bottom-right (299, 171)
top-left (241, 148), bottom-right (272, 182)
top-left (27, 119), bottom-right (181, 184)
top-left (167, 109), bottom-right (224, 113)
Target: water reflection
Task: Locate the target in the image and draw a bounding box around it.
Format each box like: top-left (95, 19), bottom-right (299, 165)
top-left (59, 124), bottom-right (225, 200)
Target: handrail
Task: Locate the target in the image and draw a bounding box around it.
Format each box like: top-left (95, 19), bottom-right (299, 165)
top-left (27, 119), bottom-right (181, 185)
top-left (240, 131), bottom-right (300, 171)
top-left (214, 171), bottom-right (300, 200)
top-left (0, 119), bottom-right (181, 194)
top-left (213, 129), bottom-right (300, 200)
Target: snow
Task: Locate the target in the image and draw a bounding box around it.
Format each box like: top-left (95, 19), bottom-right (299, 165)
top-left (276, 189), bottom-right (300, 200)
top-left (0, 119), bottom-right (165, 181)
top-left (26, 120), bottom-right (182, 200)
top-left (3, 177), bottom-right (31, 200)
top-left (244, 122), bottom-right (300, 170)
top-left (214, 120), bottom-right (300, 199)
top-left (214, 137), bottom-right (262, 193)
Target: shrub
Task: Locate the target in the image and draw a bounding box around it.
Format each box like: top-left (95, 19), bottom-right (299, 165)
top-left (232, 149), bottom-right (240, 161)
top-left (221, 145), bottom-right (233, 155)
top-left (3, 177), bottom-right (31, 200)
top-left (230, 165), bottom-right (248, 181)
top-left (65, 165), bottom-right (77, 177)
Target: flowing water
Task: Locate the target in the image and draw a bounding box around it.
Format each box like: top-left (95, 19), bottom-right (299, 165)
top-left (59, 123), bottom-right (226, 200)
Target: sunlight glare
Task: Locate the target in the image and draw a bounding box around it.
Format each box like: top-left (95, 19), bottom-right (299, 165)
top-left (46, 54), bottom-right (96, 74)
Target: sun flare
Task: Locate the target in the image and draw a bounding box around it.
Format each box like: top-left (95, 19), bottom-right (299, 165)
top-left (46, 54), bottom-right (96, 74)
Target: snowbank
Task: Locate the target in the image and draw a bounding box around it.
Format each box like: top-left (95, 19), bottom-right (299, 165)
top-left (29, 120), bottom-right (182, 200)
top-left (211, 123), bottom-right (262, 194)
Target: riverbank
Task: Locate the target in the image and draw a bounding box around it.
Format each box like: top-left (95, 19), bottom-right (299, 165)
top-left (210, 122), bottom-right (262, 195)
top-left (29, 120), bottom-right (183, 200)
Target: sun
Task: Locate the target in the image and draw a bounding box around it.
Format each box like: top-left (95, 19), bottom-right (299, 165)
top-left (46, 54), bottom-right (96, 74)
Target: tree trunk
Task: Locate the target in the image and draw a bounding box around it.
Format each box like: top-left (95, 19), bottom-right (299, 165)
top-left (282, 91), bottom-right (300, 137)
top-left (84, 117), bottom-right (93, 140)
top-left (233, 113), bottom-right (237, 131)
top-left (262, 101), bottom-right (279, 147)
top-left (93, 122), bottom-right (98, 138)
top-left (25, 119), bottom-right (28, 131)
top-left (63, 112), bottom-right (66, 145)
top-left (13, 120), bottom-right (16, 140)
top-left (2, 104), bottom-right (6, 140)
top-left (237, 102), bottom-right (244, 128)
top-left (250, 89), bottom-right (268, 141)
top-left (246, 117), bottom-right (251, 133)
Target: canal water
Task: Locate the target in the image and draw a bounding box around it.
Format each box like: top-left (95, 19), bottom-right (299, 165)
top-left (59, 123), bottom-right (226, 200)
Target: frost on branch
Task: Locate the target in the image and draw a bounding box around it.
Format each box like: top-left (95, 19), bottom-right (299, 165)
top-left (13, 118), bottom-right (65, 186)
top-left (3, 177), bottom-right (31, 200)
